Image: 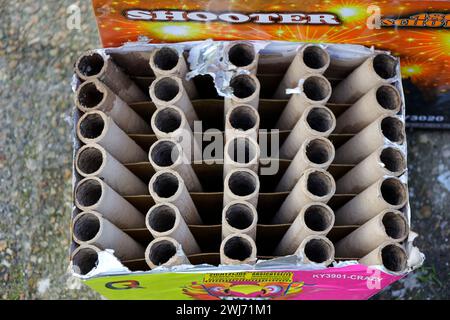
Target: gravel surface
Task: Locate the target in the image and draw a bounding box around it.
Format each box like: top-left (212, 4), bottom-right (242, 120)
top-left (0, 0), bottom-right (448, 300)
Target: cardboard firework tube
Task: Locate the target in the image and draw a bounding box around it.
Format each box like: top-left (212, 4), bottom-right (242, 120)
top-left (149, 76), bottom-right (198, 128)
top-left (276, 74), bottom-right (332, 130)
top-left (334, 115), bottom-right (405, 164)
top-left (77, 110), bottom-right (147, 163)
top-left (149, 139), bottom-right (202, 192)
top-left (336, 146), bottom-right (406, 194)
top-left (149, 46), bottom-right (197, 98)
top-left (273, 44), bottom-right (330, 99)
top-left (335, 176), bottom-right (408, 225)
top-left (295, 235), bottom-right (335, 265)
top-left (225, 104), bottom-right (260, 142)
top-left (71, 244), bottom-right (100, 275)
top-left (224, 41), bottom-right (258, 74)
top-left (223, 135), bottom-right (260, 178)
top-left (75, 143), bottom-right (147, 195)
top-left (223, 168), bottom-right (260, 208)
top-left (279, 105), bottom-right (336, 159)
top-left (276, 137), bottom-right (335, 192)
top-left (224, 74), bottom-right (260, 114)
top-left (334, 84), bottom-right (402, 134)
top-left (145, 202), bottom-right (200, 255)
top-left (151, 105), bottom-right (201, 161)
top-left (274, 203), bottom-right (334, 256)
top-left (75, 50), bottom-right (147, 103)
top-left (148, 169), bottom-right (202, 224)
top-left (222, 201), bottom-right (258, 240)
top-left (335, 210), bottom-right (409, 258)
top-left (359, 242), bottom-right (407, 273)
top-left (72, 211), bottom-right (145, 260)
top-left (145, 237), bottom-right (190, 269)
top-left (330, 53), bottom-right (398, 104)
top-left (220, 233), bottom-right (257, 265)
top-left (272, 168), bottom-right (336, 224)
top-left (74, 177), bottom-right (145, 228)
top-left (75, 79), bottom-right (150, 134)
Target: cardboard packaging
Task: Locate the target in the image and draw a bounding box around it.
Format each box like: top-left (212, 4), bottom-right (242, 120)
top-left (145, 202), bottom-right (201, 255)
top-left (70, 36), bottom-right (423, 300)
top-left (145, 237), bottom-right (191, 269)
top-left (222, 201), bottom-right (258, 240)
top-left (93, 0), bottom-right (450, 129)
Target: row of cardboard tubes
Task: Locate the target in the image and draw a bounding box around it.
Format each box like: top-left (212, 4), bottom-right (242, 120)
top-left (71, 42), bottom-right (409, 275)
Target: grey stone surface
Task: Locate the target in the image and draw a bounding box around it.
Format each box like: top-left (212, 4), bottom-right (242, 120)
top-left (0, 0), bottom-right (448, 300)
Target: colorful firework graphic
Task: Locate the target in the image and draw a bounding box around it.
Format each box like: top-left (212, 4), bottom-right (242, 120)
top-left (92, 0), bottom-right (450, 90)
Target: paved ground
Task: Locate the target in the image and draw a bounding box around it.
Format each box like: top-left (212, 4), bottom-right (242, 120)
top-left (0, 1), bottom-right (448, 300)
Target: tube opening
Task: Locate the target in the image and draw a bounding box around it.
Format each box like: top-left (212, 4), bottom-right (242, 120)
top-left (155, 108), bottom-right (182, 133)
top-left (151, 140), bottom-right (180, 167)
top-left (229, 106), bottom-right (257, 131)
top-left (72, 248), bottom-right (98, 275)
top-left (78, 82), bottom-right (104, 109)
top-left (153, 47), bottom-right (180, 71)
top-left (230, 75), bottom-right (256, 99)
top-left (303, 46), bottom-right (328, 69)
top-left (77, 147), bottom-right (103, 175)
top-left (304, 238), bottom-right (333, 263)
top-left (376, 85), bottom-right (401, 111)
top-left (152, 172), bottom-right (180, 198)
top-left (76, 179), bottom-right (102, 207)
top-left (78, 53), bottom-right (104, 77)
top-left (154, 78), bottom-right (180, 102)
top-left (306, 171), bottom-right (333, 197)
top-left (228, 171), bottom-right (257, 196)
top-left (226, 203), bottom-right (255, 230)
top-left (227, 137), bottom-right (257, 164)
top-left (79, 113), bottom-right (105, 139)
top-left (303, 76), bottom-right (330, 101)
top-left (305, 139), bottom-right (333, 165)
top-left (304, 205), bottom-right (333, 232)
top-left (380, 147), bottom-right (406, 173)
top-left (224, 236), bottom-right (253, 261)
top-left (381, 117), bottom-right (405, 144)
top-left (306, 107), bottom-right (334, 133)
top-left (149, 240), bottom-right (177, 266)
top-left (380, 178), bottom-right (407, 206)
top-left (381, 244), bottom-right (407, 272)
top-left (373, 54), bottom-right (397, 79)
top-left (74, 214), bottom-right (100, 242)
top-left (382, 212), bottom-right (408, 240)
top-left (228, 43), bottom-right (255, 67)
top-left (148, 205), bottom-right (177, 232)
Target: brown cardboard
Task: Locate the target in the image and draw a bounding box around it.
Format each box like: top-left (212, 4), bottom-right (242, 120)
top-left (223, 168), bottom-right (260, 207)
top-left (149, 76), bottom-right (199, 127)
top-left (75, 50), bottom-right (147, 103)
top-left (222, 201), bottom-right (258, 240)
top-left (70, 42), bottom-right (419, 300)
top-left (75, 143), bottom-right (148, 195)
top-left (77, 111), bottom-right (148, 163)
top-left (273, 44), bottom-right (330, 99)
top-left (145, 202), bottom-right (201, 254)
top-left (75, 79), bottom-right (151, 134)
top-left (224, 41), bottom-right (258, 74)
top-left (145, 237), bottom-right (190, 269)
top-left (224, 74), bottom-right (260, 113)
top-left (149, 46), bottom-right (198, 98)
top-left (148, 170), bottom-right (202, 224)
top-left (72, 211), bottom-right (145, 260)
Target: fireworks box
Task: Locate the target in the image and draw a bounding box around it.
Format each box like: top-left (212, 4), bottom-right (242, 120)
top-left (92, 0), bottom-right (450, 129)
top-left (68, 0), bottom-right (431, 300)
